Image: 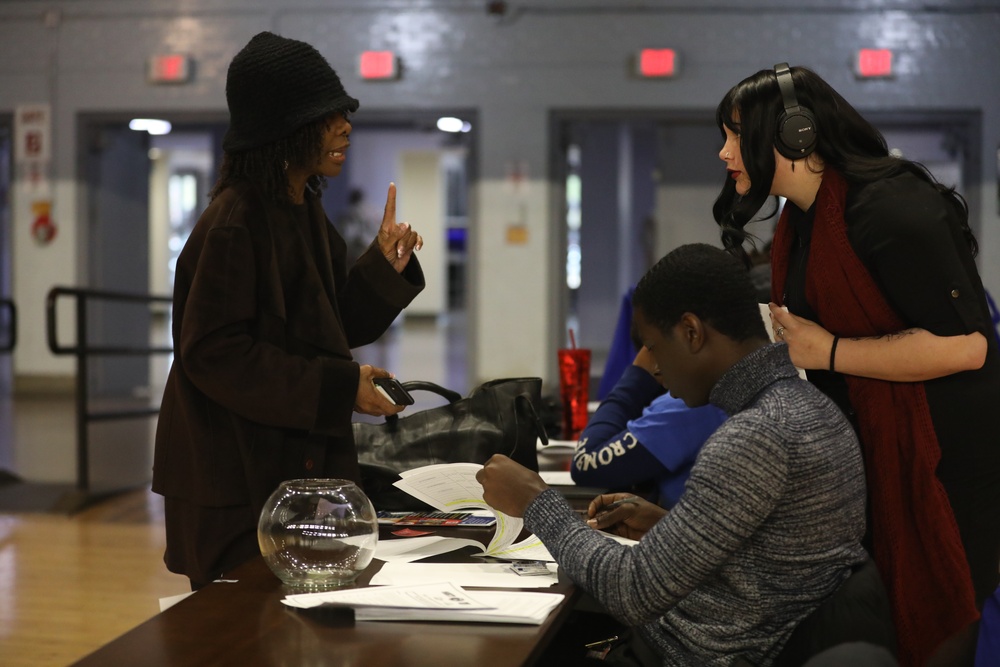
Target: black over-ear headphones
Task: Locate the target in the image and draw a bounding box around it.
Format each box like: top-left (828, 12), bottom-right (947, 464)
top-left (773, 63), bottom-right (817, 160)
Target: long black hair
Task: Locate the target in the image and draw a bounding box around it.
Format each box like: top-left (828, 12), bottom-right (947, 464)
top-left (712, 66), bottom-right (976, 266)
top-left (210, 114), bottom-right (334, 203)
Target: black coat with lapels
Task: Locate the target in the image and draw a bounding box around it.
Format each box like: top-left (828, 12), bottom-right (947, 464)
top-left (152, 182), bottom-right (423, 578)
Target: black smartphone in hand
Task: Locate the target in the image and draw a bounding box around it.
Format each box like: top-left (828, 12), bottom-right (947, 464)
top-left (372, 377), bottom-right (415, 406)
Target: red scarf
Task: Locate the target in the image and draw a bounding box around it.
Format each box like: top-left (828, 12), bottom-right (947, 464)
top-left (770, 168), bottom-right (978, 666)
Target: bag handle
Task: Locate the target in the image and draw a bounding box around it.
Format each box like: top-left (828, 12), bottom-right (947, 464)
top-left (400, 380), bottom-right (462, 404)
top-left (380, 381), bottom-right (464, 426)
top-left (514, 393), bottom-right (549, 446)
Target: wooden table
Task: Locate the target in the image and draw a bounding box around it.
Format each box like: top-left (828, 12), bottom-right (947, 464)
top-left (70, 524), bottom-right (583, 667)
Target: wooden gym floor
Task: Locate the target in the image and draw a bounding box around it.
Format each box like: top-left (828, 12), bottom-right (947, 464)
top-left (0, 488), bottom-right (191, 666)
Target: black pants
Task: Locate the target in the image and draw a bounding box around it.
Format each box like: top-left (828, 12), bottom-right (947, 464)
top-left (536, 605), bottom-right (662, 667)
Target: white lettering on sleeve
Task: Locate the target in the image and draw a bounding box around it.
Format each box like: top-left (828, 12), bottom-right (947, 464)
top-left (623, 432), bottom-right (638, 450)
top-left (574, 450), bottom-right (598, 472)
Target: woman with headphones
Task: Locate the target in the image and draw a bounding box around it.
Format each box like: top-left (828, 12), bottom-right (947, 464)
top-left (712, 64), bottom-right (1000, 667)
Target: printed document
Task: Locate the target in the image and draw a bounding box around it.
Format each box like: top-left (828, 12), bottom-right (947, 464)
top-left (282, 581), bottom-right (565, 624)
top-left (392, 462), bottom-right (554, 561)
top-left (370, 561), bottom-right (558, 588)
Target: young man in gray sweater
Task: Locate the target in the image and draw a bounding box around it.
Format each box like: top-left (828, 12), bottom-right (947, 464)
top-left (477, 244), bottom-right (870, 666)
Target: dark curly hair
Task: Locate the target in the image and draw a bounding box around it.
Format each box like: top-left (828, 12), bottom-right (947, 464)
top-left (633, 243), bottom-right (768, 343)
top-left (712, 65), bottom-right (976, 267)
top-left (210, 114), bottom-right (337, 202)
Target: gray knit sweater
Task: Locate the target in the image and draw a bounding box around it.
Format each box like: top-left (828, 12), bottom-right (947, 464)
top-left (524, 343), bottom-right (867, 666)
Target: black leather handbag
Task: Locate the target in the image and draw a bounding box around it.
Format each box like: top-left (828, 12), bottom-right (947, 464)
top-left (353, 377), bottom-right (549, 510)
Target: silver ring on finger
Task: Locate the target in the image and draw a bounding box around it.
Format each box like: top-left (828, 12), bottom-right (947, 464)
top-left (775, 326), bottom-right (786, 338)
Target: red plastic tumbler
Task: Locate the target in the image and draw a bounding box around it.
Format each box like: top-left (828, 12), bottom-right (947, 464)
top-left (558, 348), bottom-right (591, 441)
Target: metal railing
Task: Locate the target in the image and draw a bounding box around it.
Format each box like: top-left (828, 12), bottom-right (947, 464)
top-left (46, 286), bottom-right (172, 510)
top-left (0, 298), bottom-right (14, 352)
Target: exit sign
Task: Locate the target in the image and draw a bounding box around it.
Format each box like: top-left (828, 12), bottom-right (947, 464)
top-left (147, 54), bottom-right (193, 84)
top-left (636, 49), bottom-right (677, 78)
top-left (359, 51), bottom-right (400, 80)
top-left (855, 49), bottom-right (893, 78)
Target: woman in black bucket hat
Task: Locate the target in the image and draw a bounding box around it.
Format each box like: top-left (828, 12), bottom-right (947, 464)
top-left (152, 31), bottom-right (425, 589)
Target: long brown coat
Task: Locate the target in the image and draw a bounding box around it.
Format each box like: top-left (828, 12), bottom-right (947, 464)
top-left (152, 182), bottom-right (423, 582)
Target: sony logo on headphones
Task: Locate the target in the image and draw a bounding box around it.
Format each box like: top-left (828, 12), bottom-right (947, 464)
top-left (797, 126), bottom-right (813, 133)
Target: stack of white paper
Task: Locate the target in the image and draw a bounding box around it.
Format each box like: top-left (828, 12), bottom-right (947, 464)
top-left (281, 581), bottom-right (564, 625)
top-left (355, 590), bottom-right (564, 624)
top-left (538, 470), bottom-right (574, 486)
top-left (536, 438), bottom-right (577, 452)
top-left (370, 561), bottom-right (558, 589)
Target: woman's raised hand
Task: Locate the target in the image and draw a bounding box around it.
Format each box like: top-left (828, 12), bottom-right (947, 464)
top-left (376, 183), bottom-right (423, 273)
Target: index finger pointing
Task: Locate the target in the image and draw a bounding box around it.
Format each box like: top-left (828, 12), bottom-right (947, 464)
top-left (380, 182), bottom-right (396, 231)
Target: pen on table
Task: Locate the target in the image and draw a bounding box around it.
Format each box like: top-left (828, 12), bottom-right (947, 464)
top-left (584, 635), bottom-right (619, 650)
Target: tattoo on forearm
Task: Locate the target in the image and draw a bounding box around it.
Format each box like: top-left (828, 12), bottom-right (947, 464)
top-left (861, 328), bottom-right (919, 342)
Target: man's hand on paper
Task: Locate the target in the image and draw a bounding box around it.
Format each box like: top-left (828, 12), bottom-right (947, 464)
top-left (586, 492), bottom-right (665, 541)
top-left (476, 454), bottom-right (549, 518)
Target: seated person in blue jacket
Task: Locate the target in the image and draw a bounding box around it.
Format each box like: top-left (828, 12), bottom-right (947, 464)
top-left (477, 243), bottom-right (871, 666)
top-left (572, 338), bottom-right (727, 508)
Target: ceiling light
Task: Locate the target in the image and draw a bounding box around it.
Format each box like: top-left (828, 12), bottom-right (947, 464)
top-left (436, 117), bottom-right (465, 133)
top-left (129, 118), bottom-right (172, 135)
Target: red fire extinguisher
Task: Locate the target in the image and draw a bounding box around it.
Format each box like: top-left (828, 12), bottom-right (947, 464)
top-left (30, 200), bottom-right (57, 244)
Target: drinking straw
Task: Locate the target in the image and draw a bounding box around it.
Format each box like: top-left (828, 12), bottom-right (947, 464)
top-left (568, 328), bottom-right (577, 349)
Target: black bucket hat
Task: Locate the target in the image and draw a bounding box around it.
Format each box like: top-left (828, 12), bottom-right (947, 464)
top-left (222, 31), bottom-right (360, 152)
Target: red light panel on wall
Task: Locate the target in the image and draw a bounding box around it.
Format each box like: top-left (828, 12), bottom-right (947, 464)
top-left (856, 49), bottom-right (893, 78)
top-left (637, 49), bottom-right (677, 78)
top-left (359, 51), bottom-right (400, 80)
top-left (147, 54), bottom-right (192, 84)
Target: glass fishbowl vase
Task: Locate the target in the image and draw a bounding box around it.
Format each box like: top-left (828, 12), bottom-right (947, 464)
top-left (257, 479), bottom-right (379, 591)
